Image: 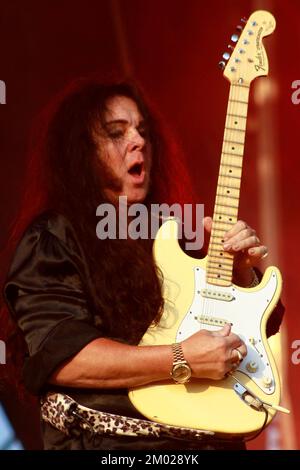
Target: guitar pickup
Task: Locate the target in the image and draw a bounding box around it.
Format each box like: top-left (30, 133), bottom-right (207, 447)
top-left (194, 315), bottom-right (231, 327)
top-left (201, 289), bottom-right (234, 301)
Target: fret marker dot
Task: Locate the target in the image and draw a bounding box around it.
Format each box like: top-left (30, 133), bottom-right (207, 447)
top-left (229, 169), bottom-right (232, 173)
top-left (232, 147), bottom-right (235, 150)
top-left (227, 190), bottom-right (230, 194)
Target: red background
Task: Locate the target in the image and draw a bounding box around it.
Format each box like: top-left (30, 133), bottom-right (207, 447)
top-left (0, 0), bottom-right (299, 449)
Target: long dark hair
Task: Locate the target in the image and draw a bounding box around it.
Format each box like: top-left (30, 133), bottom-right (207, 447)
top-left (0, 78), bottom-right (196, 393)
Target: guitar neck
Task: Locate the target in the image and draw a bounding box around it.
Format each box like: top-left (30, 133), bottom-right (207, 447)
top-left (206, 83), bottom-right (250, 286)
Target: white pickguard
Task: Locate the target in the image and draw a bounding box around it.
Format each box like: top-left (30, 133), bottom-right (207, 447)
top-left (176, 266), bottom-right (279, 394)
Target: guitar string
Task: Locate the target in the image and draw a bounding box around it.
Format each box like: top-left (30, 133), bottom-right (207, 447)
top-left (202, 82), bottom-right (247, 336)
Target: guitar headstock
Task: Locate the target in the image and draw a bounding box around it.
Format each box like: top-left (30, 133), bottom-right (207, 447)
top-left (219, 10), bottom-right (276, 85)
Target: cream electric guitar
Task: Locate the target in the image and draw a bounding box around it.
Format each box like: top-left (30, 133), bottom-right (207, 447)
top-left (129, 11), bottom-right (286, 437)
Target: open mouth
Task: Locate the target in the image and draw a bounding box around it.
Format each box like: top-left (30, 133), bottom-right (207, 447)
top-left (128, 162), bottom-right (144, 177)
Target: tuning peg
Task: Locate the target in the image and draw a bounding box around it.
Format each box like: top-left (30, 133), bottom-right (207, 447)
top-left (222, 51), bottom-right (230, 60)
top-left (241, 17), bottom-right (247, 23)
top-left (231, 34), bottom-right (239, 42)
top-left (218, 61), bottom-right (226, 70)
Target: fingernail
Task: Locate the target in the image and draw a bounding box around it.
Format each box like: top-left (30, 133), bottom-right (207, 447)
top-left (249, 248), bottom-right (255, 255)
top-left (232, 244), bottom-right (240, 250)
top-left (223, 243), bottom-right (231, 250)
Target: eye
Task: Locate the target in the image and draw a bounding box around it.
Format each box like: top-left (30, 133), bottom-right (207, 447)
top-left (107, 129), bottom-right (124, 139)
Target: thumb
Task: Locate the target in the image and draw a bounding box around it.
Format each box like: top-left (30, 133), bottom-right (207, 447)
top-left (213, 323), bottom-right (231, 337)
top-left (203, 216), bottom-right (213, 234)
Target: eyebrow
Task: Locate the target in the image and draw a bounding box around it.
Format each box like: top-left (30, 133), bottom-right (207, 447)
top-left (104, 119), bottom-right (145, 126)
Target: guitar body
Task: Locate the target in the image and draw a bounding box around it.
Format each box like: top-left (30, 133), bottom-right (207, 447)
top-left (129, 219), bottom-right (282, 436)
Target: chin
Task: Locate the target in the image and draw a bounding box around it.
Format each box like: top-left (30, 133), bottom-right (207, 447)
top-left (126, 188), bottom-right (148, 205)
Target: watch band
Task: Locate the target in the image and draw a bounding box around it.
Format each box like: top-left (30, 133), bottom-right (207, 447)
top-left (172, 342), bottom-right (187, 364)
top-left (170, 342), bottom-right (192, 384)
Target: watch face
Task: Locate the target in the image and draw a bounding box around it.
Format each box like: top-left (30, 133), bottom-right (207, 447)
top-left (172, 363), bottom-right (191, 383)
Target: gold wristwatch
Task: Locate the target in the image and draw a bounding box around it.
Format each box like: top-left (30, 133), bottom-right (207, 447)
top-left (170, 342), bottom-right (192, 384)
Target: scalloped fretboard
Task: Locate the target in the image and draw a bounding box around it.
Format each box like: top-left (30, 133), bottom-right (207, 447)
top-left (206, 83), bottom-right (250, 286)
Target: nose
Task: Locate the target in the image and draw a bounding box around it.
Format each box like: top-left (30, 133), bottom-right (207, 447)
top-left (127, 128), bottom-right (146, 152)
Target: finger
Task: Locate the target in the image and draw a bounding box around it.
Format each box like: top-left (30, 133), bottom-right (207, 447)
top-left (203, 216), bottom-right (213, 234)
top-left (236, 343), bottom-right (247, 358)
top-left (225, 333), bottom-right (244, 350)
top-left (224, 235), bottom-right (261, 252)
top-left (248, 245), bottom-right (268, 259)
top-left (223, 228), bottom-right (257, 249)
top-left (224, 220), bottom-right (249, 240)
top-left (212, 323), bottom-right (231, 337)
top-left (230, 350), bottom-right (242, 364)
top-left (230, 347), bottom-right (246, 363)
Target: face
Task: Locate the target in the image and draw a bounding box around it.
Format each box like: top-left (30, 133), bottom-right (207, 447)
top-left (95, 95), bottom-right (152, 205)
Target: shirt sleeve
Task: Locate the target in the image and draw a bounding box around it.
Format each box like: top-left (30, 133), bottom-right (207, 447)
top-left (3, 213), bottom-right (103, 395)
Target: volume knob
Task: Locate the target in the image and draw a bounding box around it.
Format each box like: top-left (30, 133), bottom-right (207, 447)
top-left (246, 361), bottom-right (258, 373)
top-left (262, 376), bottom-right (273, 387)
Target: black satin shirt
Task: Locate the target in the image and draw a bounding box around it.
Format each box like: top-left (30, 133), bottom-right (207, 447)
top-left (3, 210), bottom-right (284, 450)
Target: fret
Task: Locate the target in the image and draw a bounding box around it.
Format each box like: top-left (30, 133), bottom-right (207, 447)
top-left (206, 270), bottom-right (232, 280)
top-left (212, 224), bottom-right (235, 233)
top-left (207, 266), bottom-right (233, 275)
top-left (223, 139), bottom-right (245, 146)
top-left (209, 231), bottom-right (234, 241)
top-left (218, 183), bottom-right (240, 190)
top-left (208, 248), bottom-right (233, 257)
top-left (220, 162), bottom-right (242, 169)
top-left (215, 202), bottom-right (239, 210)
top-left (227, 113), bottom-right (247, 119)
top-left (208, 255), bottom-right (233, 266)
top-left (206, 271), bottom-right (233, 281)
top-left (221, 151), bottom-right (243, 157)
top-left (206, 274), bottom-right (232, 283)
top-left (207, 258), bottom-right (233, 267)
top-left (219, 173), bottom-right (241, 180)
top-left (225, 126), bottom-right (245, 133)
top-left (207, 266), bottom-right (233, 274)
top-left (216, 191), bottom-right (239, 199)
top-left (228, 98), bottom-right (248, 104)
top-left (211, 227), bottom-right (228, 234)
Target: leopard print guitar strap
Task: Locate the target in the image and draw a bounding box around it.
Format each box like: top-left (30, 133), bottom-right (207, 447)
top-left (41, 392), bottom-right (215, 441)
